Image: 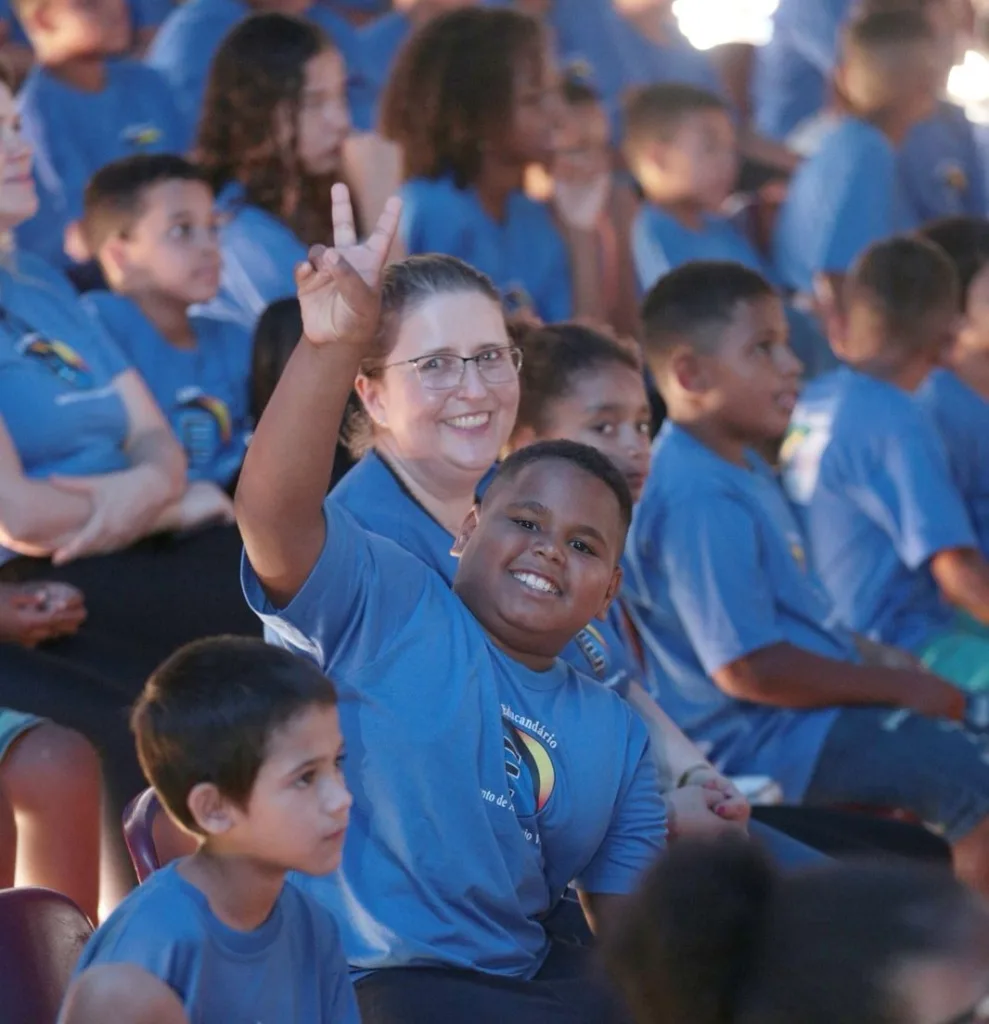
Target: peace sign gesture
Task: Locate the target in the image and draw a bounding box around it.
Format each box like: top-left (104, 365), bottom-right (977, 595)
top-left (296, 182), bottom-right (403, 349)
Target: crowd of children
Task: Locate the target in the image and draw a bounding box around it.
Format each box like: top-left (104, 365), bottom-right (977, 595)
top-left (0, 0), bottom-right (988, 1020)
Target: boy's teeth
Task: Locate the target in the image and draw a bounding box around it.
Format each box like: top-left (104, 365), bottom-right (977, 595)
top-left (512, 571), bottom-right (560, 595)
top-left (447, 413), bottom-right (490, 429)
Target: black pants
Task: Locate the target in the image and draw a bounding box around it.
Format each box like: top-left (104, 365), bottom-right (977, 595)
top-left (355, 943), bottom-right (630, 1024)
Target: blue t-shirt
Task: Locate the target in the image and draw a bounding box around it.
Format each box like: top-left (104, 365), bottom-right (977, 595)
top-left (243, 500), bottom-right (666, 976)
top-left (916, 368), bottom-right (989, 559)
top-left (345, 10), bottom-right (408, 133)
top-left (74, 861), bottom-right (360, 1024)
top-left (16, 60), bottom-right (187, 267)
top-left (774, 117), bottom-right (915, 294)
top-left (753, 0), bottom-right (853, 141)
top-left (399, 176), bottom-right (573, 323)
top-left (621, 422), bottom-right (843, 801)
top-left (83, 293), bottom-right (252, 486)
top-left (0, 254), bottom-right (130, 481)
top-left (781, 366), bottom-right (976, 651)
top-left (208, 181), bottom-right (308, 330)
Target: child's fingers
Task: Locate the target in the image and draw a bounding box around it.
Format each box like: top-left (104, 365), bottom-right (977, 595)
top-left (365, 196), bottom-right (403, 269)
top-left (330, 182), bottom-right (358, 248)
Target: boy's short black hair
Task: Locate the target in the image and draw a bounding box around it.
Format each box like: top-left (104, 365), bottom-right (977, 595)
top-left (919, 217), bottom-right (989, 311)
top-left (622, 83), bottom-right (728, 161)
top-left (484, 439), bottom-right (634, 532)
top-left (842, 7), bottom-right (934, 63)
top-left (846, 235), bottom-right (959, 350)
top-left (132, 637), bottom-right (338, 835)
top-left (640, 260), bottom-right (777, 368)
top-left (82, 154), bottom-right (213, 254)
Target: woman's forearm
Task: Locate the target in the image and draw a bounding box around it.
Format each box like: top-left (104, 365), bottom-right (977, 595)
top-left (0, 479), bottom-right (92, 556)
top-left (626, 681), bottom-right (712, 791)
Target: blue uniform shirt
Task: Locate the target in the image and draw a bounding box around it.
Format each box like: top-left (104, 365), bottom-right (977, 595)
top-left (243, 500), bottom-right (667, 975)
top-left (916, 368), bottom-right (989, 559)
top-left (781, 366), bottom-right (976, 651)
top-left (774, 117), bottom-right (915, 294)
top-left (345, 11), bottom-right (409, 133)
top-left (84, 293), bottom-right (252, 486)
top-left (16, 60), bottom-right (187, 267)
top-left (622, 422), bottom-right (844, 801)
top-left (74, 862), bottom-right (360, 1024)
top-left (399, 176), bottom-right (573, 322)
top-left (0, 254), bottom-right (130, 481)
top-left (209, 181), bottom-right (308, 330)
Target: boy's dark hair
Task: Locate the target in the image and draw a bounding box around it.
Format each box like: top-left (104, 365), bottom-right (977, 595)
top-left (132, 636), bottom-right (338, 835)
top-left (81, 154), bottom-right (212, 254)
top-left (379, 7), bottom-right (544, 188)
top-left (622, 83), bottom-right (728, 161)
top-left (345, 254), bottom-right (503, 457)
top-left (604, 836), bottom-right (988, 1024)
top-left (919, 217), bottom-right (989, 312)
top-left (842, 7), bottom-right (934, 63)
top-left (846, 235), bottom-right (959, 349)
top-left (252, 298), bottom-right (303, 422)
top-left (484, 439), bottom-right (634, 531)
top-left (196, 14), bottom-right (341, 246)
top-left (511, 322), bottom-right (642, 439)
top-left (640, 260), bottom-right (777, 367)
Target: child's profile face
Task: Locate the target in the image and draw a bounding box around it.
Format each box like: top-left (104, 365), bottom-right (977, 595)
top-left (699, 296), bottom-right (802, 443)
top-left (504, 52), bottom-right (557, 169)
top-left (0, 84), bottom-right (37, 231)
top-left (531, 365), bottom-right (652, 502)
top-left (38, 0), bottom-right (130, 60)
top-left (357, 290), bottom-right (520, 479)
top-left (962, 263), bottom-right (989, 354)
top-left (113, 180), bottom-right (221, 304)
top-left (453, 459), bottom-right (623, 661)
top-left (553, 99), bottom-right (610, 186)
top-left (292, 48), bottom-right (350, 178)
top-left (234, 704), bottom-right (351, 877)
top-left (656, 110), bottom-right (738, 211)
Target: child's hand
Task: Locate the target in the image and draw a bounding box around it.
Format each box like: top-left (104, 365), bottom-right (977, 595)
top-left (553, 174), bottom-right (611, 232)
top-left (175, 481), bottom-right (236, 532)
top-left (666, 781), bottom-right (749, 841)
top-left (0, 581), bottom-right (86, 647)
top-left (296, 184), bottom-right (402, 350)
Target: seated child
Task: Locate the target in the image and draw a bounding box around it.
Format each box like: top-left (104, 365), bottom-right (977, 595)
top-left (68, 636), bottom-right (359, 1023)
top-left (774, 9), bottom-right (939, 299)
top-left (380, 7), bottom-right (587, 324)
top-left (197, 14), bottom-right (351, 329)
top-left (81, 154), bottom-right (252, 495)
top-left (783, 236), bottom-right (989, 691)
top-left (916, 216), bottom-right (989, 558)
top-left (12, 0), bottom-right (187, 267)
top-left (236, 186), bottom-right (666, 1022)
top-left (622, 258), bottom-right (989, 895)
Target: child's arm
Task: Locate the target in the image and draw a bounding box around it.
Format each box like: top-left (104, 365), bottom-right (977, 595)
top-left (59, 965), bottom-right (189, 1024)
top-left (930, 548), bottom-right (989, 626)
top-left (235, 186), bottom-right (402, 608)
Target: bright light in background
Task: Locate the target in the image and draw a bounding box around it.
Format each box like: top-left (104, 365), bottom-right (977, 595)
top-left (947, 49), bottom-right (989, 122)
top-left (673, 0), bottom-right (779, 50)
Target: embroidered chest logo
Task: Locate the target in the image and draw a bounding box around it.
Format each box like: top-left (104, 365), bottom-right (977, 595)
top-left (122, 123), bottom-right (163, 149)
top-left (19, 334), bottom-right (93, 388)
top-left (175, 388), bottom-right (233, 466)
top-left (574, 625), bottom-right (609, 680)
top-left (501, 707), bottom-right (557, 817)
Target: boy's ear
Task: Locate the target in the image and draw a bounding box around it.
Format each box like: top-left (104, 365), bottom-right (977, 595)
top-left (669, 345), bottom-right (708, 395)
top-left (97, 233), bottom-right (133, 284)
top-left (595, 564), bottom-right (623, 621)
top-left (813, 272), bottom-right (847, 356)
top-left (450, 504), bottom-right (480, 558)
top-left (186, 782), bottom-right (238, 837)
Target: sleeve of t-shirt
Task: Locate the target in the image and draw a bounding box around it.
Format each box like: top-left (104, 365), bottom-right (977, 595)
top-left (662, 493), bottom-right (787, 674)
top-left (818, 139), bottom-right (896, 274)
top-left (575, 722), bottom-right (666, 895)
top-left (241, 498), bottom-right (435, 682)
top-left (631, 213), bottom-right (672, 293)
top-left (849, 406), bottom-right (977, 569)
top-left (312, 907), bottom-right (362, 1024)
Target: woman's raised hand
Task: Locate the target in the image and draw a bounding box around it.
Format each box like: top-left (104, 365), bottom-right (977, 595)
top-left (297, 183), bottom-right (403, 349)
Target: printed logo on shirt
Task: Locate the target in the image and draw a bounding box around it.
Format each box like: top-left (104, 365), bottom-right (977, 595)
top-left (19, 334), bottom-right (94, 388)
top-left (122, 123), bottom-right (163, 149)
top-left (174, 387), bottom-right (232, 467)
top-left (501, 705), bottom-right (557, 822)
top-left (779, 414), bottom-right (831, 505)
top-left (940, 160), bottom-right (969, 198)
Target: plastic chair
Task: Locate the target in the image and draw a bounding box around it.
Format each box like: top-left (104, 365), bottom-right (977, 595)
top-left (0, 886), bottom-right (94, 1024)
top-left (122, 788), bottom-right (197, 883)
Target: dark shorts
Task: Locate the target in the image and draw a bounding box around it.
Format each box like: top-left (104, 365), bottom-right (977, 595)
top-left (804, 707), bottom-right (989, 842)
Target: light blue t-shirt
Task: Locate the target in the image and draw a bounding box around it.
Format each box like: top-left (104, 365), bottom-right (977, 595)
top-left (781, 366), bottom-right (976, 651)
top-left (0, 254), bottom-right (130, 481)
top-left (621, 422), bottom-right (843, 801)
top-left (243, 500), bottom-right (666, 975)
top-left (208, 181), bottom-right (308, 330)
top-left (74, 861), bottom-right (360, 1024)
top-left (774, 117), bottom-right (915, 294)
top-left (399, 176), bottom-right (573, 323)
top-left (752, 0), bottom-right (853, 141)
top-left (83, 293), bottom-right (252, 486)
top-left (916, 368), bottom-right (989, 559)
top-left (345, 10), bottom-right (408, 133)
top-left (16, 60), bottom-right (187, 267)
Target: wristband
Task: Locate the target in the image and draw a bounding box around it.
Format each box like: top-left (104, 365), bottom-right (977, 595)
top-left (676, 764), bottom-right (711, 789)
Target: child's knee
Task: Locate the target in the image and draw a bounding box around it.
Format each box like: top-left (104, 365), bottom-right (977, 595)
top-left (1, 723), bottom-right (101, 812)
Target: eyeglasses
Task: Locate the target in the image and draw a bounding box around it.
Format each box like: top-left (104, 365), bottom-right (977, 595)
top-left (381, 346), bottom-right (523, 391)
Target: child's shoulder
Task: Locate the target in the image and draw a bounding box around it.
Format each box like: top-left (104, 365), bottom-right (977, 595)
top-left (82, 291), bottom-right (150, 338)
top-left (644, 425), bottom-right (749, 508)
top-left (814, 117), bottom-right (894, 168)
top-left (106, 58), bottom-right (172, 93)
top-left (192, 313), bottom-right (251, 347)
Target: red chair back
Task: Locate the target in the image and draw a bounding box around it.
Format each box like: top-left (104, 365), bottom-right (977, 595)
top-left (0, 886), bottom-right (93, 1024)
top-left (122, 788), bottom-right (198, 883)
